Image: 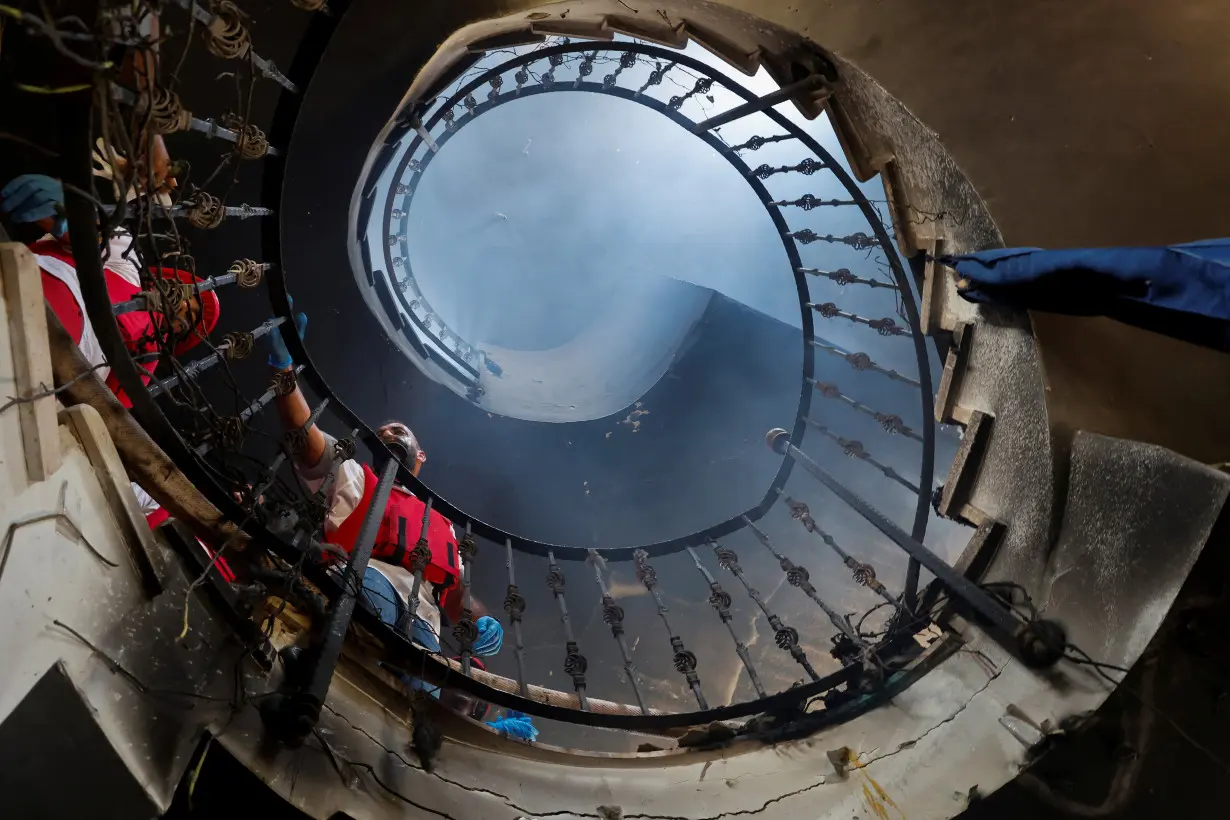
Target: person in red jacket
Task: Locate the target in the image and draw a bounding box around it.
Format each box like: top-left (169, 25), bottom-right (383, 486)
top-left (0, 174), bottom-right (220, 408)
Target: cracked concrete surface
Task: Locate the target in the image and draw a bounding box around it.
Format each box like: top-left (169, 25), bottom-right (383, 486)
top-left (212, 632), bottom-right (1126, 820)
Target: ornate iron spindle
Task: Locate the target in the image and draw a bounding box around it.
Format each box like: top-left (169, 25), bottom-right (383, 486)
top-left (709, 538), bottom-right (820, 682)
top-left (546, 550), bottom-right (589, 710)
top-left (803, 418), bottom-right (921, 493)
top-left (771, 195), bottom-right (859, 211)
top-left (194, 364), bottom-right (305, 456)
top-left (632, 549), bottom-right (708, 709)
top-left (318, 427), bottom-right (360, 500)
top-left (807, 379), bottom-right (922, 443)
top-left (110, 85), bottom-right (281, 156)
top-left (636, 60), bottom-right (676, 95)
top-left (811, 339), bottom-right (920, 387)
top-left (541, 52), bottom-right (565, 89)
top-left (453, 523), bottom-right (478, 677)
top-left (147, 316), bottom-right (285, 398)
top-left (781, 496), bottom-right (899, 610)
top-left (285, 398), bottom-right (330, 459)
top-left (751, 157), bottom-right (825, 179)
top-left (113, 260), bottom-right (265, 315)
top-left (254, 399), bottom-right (329, 509)
top-left (514, 67), bottom-right (529, 95)
top-left (574, 51), bottom-right (597, 87)
top-left (487, 74), bottom-right (503, 102)
top-left (603, 50), bottom-right (637, 89)
top-left (668, 76), bottom-right (714, 110)
top-left (742, 517), bottom-right (871, 657)
top-left (587, 550), bottom-right (648, 712)
top-left (502, 538), bottom-right (529, 696)
top-left (405, 496), bottom-right (433, 627)
top-left (786, 229), bottom-right (879, 251)
top-left (169, 0), bottom-right (298, 92)
top-left (808, 301), bottom-right (910, 337)
top-left (684, 545), bottom-right (766, 698)
top-left (102, 199), bottom-right (273, 227)
top-left (730, 133), bottom-right (792, 153)
top-left (796, 265), bottom-right (897, 290)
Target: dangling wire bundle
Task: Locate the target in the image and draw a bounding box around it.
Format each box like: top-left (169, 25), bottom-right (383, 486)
top-left (186, 191), bottom-right (225, 229)
top-left (204, 1), bottom-right (252, 60)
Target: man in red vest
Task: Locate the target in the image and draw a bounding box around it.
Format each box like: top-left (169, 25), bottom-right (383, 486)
top-left (0, 174), bottom-right (221, 408)
top-left (267, 309), bottom-right (503, 688)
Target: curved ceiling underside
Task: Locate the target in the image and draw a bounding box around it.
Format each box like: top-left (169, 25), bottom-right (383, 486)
top-left (470, 279), bottom-right (712, 422)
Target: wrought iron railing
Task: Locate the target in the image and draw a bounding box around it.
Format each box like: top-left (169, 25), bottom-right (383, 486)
top-left (43, 4), bottom-right (1060, 747)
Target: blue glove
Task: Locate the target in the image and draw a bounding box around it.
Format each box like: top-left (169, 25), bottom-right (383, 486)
top-left (268, 297), bottom-right (307, 369)
top-left (1, 174), bottom-right (66, 237)
top-left (486, 711), bottom-right (538, 742)
top-left (473, 615), bottom-right (503, 656)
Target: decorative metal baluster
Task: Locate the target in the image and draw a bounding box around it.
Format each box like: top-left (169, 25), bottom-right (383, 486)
top-left (169, 0), bottom-right (297, 92)
top-left (787, 229), bottom-right (879, 252)
top-left (730, 134), bottom-right (792, 153)
top-left (285, 397), bottom-right (330, 459)
top-left (194, 364), bottom-right (304, 456)
top-left (781, 495), bottom-right (900, 611)
top-left (796, 266), bottom-right (896, 290)
top-left (546, 550), bottom-right (589, 710)
top-left (148, 317), bottom-right (285, 398)
top-left (668, 76), bottom-right (714, 111)
top-left (632, 549), bottom-right (708, 709)
top-left (587, 550), bottom-right (647, 712)
top-left (406, 497), bottom-right (433, 628)
top-left (772, 196), bottom-right (860, 211)
top-left (602, 51), bottom-right (637, 89)
top-left (318, 427), bottom-right (360, 501)
top-left (636, 60), bottom-right (676, 95)
top-left (102, 198), bottom-right (273, 228)
top-left (502, 539), bottom-right (529, 696)
top-left (453, 523), bottom-right (478, 677)
top-left (807, 302), bottom-right (910, 337)
top-left (251, 396), bottom-right (328, 504)
top-left (115, 259), bottom-right (268, 315)
top-left (742, 517), bottom-right (871, 656)
top-left (803, 418), bottom-right (921, 493)
top-left (751, 157), bottom-right (825, 180)
top-left (541, 52), bottom-right (564, 90)
top-left (710, 539), bottom-right (820, 682)
top-left (685, 545), bottom-right (766, 699)
top-left (112, 84), bottom-right (281, 156)
top-left (574, 51), bottom-right (597, 87)
top-left (487, 74), bottom-right (503, 102)
top-left (811, 339), bottom-right (921, 387)
top-left (807, 380), bottom-right (922, 442)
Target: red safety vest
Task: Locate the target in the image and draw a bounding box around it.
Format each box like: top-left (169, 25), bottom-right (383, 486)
top-left (325, 463), bottom-right (461, 604)
top-left (29, 240), bottom-right (159, 407)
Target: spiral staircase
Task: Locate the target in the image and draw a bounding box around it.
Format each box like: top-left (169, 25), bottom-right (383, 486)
top-left (0, 2), bottom-right (1228, 819)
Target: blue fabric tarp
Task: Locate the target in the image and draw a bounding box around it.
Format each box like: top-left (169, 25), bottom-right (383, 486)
top-left (944, 239), bottom-right (1230, 352)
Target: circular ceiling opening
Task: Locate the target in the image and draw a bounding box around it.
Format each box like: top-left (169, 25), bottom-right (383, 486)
top-left (376, 59), bottom-right (801, 423)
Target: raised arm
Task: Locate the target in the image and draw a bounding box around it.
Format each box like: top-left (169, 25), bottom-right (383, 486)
top-left (267, 307), bottom-right (327, 470)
